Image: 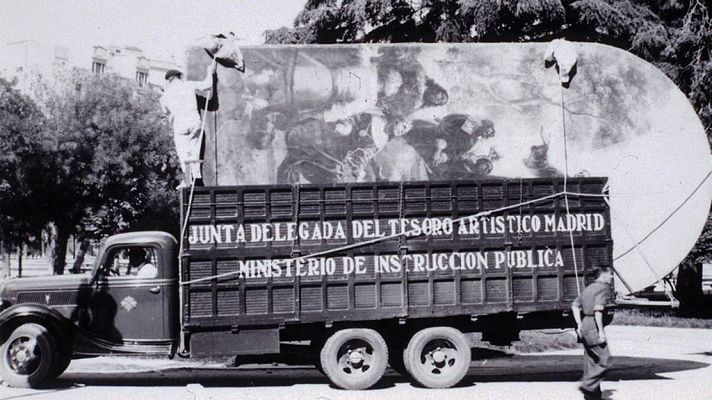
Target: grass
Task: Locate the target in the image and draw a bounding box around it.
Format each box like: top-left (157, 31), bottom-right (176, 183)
top-left (482, 307), bottom-right (712, 354)
top-left (467, 329), bottom-right (580, 355)
top-left (512, 330), bottom-right (580, 353)
top-left (611, 308), bottom-right (712, 329)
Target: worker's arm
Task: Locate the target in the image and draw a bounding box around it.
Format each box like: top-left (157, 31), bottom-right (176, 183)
top-left (191, 62), bottom-right (218, 93)
top-left (571, 296), bottom-right (582, 338)
top-left (593, 286), bottom-right (608, 343)
top-left (594, 310), bottom-right (606, 343)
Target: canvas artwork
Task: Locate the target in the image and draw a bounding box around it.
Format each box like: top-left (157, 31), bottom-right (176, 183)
top-left (186, 42), bottom-right (711, 292)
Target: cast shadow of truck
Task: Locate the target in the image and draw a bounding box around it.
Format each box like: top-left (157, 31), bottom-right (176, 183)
top-left (53, 345), bottom-right (709, 389)
top-left (70, 280), bottom-right (123, 344)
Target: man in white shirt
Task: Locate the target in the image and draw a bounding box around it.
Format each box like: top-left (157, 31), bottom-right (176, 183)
top-left (160, 63), bottom-right (217, 187)
top-left (128, 248), bottom-right (157, 278)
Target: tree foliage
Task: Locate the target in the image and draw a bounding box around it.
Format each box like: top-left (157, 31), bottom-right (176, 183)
top-left (266, 0), bottom-right (712, 263)
top-left (29, 70), bottom-right (180, 273)
top-left (0, 78), bottom-right (49, 249)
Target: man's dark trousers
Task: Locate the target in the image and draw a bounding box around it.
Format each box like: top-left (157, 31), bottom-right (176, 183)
top-left (580, 327), bottom-right (610, 400)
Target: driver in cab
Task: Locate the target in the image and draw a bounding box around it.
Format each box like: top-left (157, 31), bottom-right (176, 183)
top-left (128, 248), bottom-right (157, 278)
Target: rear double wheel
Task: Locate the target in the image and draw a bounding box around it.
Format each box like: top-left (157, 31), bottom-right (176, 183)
top-left (320, 328), bottom-right (388, 390)
top-left (403, 327), bottom-right (471, 388)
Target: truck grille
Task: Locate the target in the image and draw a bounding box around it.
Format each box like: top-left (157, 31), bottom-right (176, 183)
top-left (17, 291), bottom-right (78, 305)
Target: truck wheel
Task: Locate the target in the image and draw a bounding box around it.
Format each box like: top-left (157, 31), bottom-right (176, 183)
top-left (49, 350), bottom-right (71, 378)
top-left (309, 337), bottom-right (325, 374)
top-left (0, 323), bottom-right (58, 388)
top-left (403, 327), bottom-right (471, 388)
top-left (320, 328), bottom-right (388, 390)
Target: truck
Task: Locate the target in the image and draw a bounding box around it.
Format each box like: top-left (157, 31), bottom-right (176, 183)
top-left (2, 39), bottom-right (708, 391)
top-left (0, 176), bottom-right (612, 389)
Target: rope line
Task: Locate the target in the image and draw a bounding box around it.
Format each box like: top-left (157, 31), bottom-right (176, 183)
top-left (179, 190), bottom-right (606, 286)
top-left (177, 59), bottom-right (217, 354)
top-left (560, 85), bottom-right (581, 295)
top-left (606, 203), bottom-right (659, 294)
top-left (613, 169), bottom-right (712, 261)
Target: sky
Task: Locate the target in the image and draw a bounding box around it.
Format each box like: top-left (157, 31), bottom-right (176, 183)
top-left (0, 0), bottom-right (306, 66)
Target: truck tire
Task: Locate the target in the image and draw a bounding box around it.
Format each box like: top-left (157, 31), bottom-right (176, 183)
top-left (49, 350), bottom-right (71, 378)
top-left (309, 337), bottom-right (325, 374)
top-left (0, 323), bottom-right (58, 388)
top-left (403, 327), bottom-right (471, 388)
top-left (319, 328), bottom-right (388, 390)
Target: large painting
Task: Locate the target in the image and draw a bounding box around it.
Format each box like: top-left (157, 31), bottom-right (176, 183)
top-left (185, 42), bottom-right (712, 293)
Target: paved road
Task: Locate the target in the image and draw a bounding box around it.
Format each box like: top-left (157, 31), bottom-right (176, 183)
top-left (1, 325), bottom-right (710, 400)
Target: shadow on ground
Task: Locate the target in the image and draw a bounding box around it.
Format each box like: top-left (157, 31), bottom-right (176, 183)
top-left (44, 345), bottom-right (709, 389)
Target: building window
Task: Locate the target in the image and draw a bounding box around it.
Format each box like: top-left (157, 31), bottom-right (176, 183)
top-left (92, 61), bottom-right (105, 74)
top-left (136, 71), bottom-right (148, 87)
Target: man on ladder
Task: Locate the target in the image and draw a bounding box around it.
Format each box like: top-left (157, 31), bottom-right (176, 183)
top-left (161, 62), bottom-right (217, 188)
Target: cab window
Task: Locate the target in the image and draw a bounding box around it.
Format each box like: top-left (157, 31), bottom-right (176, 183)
top-left (102, 246), bottom-right (158, 278)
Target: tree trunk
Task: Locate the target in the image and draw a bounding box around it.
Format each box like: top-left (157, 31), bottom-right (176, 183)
top-left (47, 224), bottom-right (56, 275)
top-left (71, 239), bottom-right (89, 274)
top-left (676, 260), bottom-right (703, 316)
top-left (50, 225), bottom-right (70, 275)
top-left (17, 245), bottom-right (22, 277)
top-left (0, 241), bottom-right (9, 279)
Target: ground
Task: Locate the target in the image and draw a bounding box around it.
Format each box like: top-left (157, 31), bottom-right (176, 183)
top-left (1, 325), bottom-right (710, 400)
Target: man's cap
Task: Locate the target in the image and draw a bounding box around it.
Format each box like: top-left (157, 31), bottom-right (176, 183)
top-left (165, 69), bottom-right (183, 80)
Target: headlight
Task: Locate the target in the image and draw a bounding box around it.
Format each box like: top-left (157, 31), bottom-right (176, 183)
top-left (0, 298), bottom-right (10, 312)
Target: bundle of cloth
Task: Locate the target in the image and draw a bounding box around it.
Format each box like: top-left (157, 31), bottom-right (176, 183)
top-left (195, 32), bottom-right (246, 72)
top-left (192, 32), bottom-right (246, 112)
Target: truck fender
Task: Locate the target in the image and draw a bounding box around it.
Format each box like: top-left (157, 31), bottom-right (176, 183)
top-left (0, 303), bottom-right (74, 345)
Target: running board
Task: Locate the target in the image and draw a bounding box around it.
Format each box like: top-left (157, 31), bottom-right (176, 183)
top-left (73, 330), bottom-right (175, 356)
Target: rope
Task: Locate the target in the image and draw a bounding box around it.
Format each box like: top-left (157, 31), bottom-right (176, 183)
top-left (177, 59), bottom-right (217, 354)
top-left (613, 169), bottom-right (712, 261)
top-left (560, 85), bottom-right (581, 295)
top-left (606, 202), bottom-right (656, 294)
top-left (193, 59), bottom-right (218, 182)
top-left (178, 59), bottom-right (218, 259)
top-left (180, 190), bottom-right (605, 286)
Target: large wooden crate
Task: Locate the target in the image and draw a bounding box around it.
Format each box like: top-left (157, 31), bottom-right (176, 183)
top-left (180, 177), bottom-right (611, 327)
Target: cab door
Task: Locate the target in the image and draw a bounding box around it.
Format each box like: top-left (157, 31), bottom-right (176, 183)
top-left (92, 245), bottom-right (167, 342)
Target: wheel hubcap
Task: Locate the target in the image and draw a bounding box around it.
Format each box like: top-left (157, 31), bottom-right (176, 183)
top-left (420, 339), bottom-right (459, 375)
top-left (337, 339), bottom-right (374, 374)
top-left (6, 337), bottom-right (40, 375)
top-left (347, 349), bottom-right (365, 366)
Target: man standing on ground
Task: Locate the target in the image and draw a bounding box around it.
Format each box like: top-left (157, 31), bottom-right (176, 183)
top-left (160, 62), bottom-right (217, 188)
top-left (571, 264), bottom-right (614, 400)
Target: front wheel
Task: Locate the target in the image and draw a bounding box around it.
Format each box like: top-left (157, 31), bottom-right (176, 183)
top-left (320, 328), bottom-right (388, 390)
top-left (49, 349), bottom-right (72, 378)
top-left (0, 323), bottom-right (58, 388)
top-left (403, 327), bottom-right (471, 388)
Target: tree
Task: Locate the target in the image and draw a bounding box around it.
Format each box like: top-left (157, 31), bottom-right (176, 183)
top-left (0, 78), bottom-right (49, 277)
top-left (32, 70), bottom-right (180, 274)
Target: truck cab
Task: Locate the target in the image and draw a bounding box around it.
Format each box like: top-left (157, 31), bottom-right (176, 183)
top-left (0, 231), bottom-right (179, 387)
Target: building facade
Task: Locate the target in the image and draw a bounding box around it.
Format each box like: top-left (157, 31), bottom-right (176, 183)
top-left (91, 45), bottom-right (182, 89)
top-left (1, 41), bottom-right (182, 91)
top-left (0, 40), bottom-right (70, 89)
